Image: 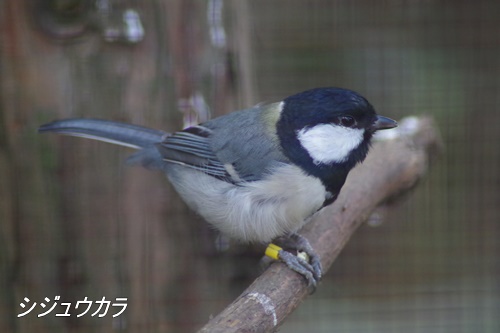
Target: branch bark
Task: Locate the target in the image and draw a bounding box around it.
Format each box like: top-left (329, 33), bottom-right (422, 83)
top-left (198, 116), bottom-right (442, 333)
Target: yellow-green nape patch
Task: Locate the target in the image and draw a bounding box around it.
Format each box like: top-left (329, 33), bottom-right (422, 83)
top-left (261, 102), bottom-right (283, 139)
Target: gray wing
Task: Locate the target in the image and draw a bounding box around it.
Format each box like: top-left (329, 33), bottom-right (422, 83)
top-left (156, 125), bottom-right (230, 180)
top-left (156, 106), bottom-right (289, 184)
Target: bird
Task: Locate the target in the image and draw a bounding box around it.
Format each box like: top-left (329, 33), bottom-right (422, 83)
top-left (38, 87), bottom-right (397, 289)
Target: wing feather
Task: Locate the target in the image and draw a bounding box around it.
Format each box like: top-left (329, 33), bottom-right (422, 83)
top-left (156, 104), bottom-right (289, 184)
top-left (156, 126), bottom-right (235, 182)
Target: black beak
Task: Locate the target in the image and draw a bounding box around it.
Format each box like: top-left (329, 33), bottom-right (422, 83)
top-left (371, 115), bottom-right (397, 131)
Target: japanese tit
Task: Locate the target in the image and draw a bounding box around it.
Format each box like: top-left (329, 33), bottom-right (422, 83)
top-left (39, 87), bottom-right (397, 287)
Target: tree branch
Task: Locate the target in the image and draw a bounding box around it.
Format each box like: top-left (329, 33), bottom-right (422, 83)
top-left (198, 116), bottom-right (442, 333)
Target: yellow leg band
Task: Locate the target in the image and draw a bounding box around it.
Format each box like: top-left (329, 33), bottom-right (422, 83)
top-left (265, 243), bottom-right (282, 260)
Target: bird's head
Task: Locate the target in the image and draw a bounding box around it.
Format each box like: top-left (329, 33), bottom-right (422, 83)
top-left (276, 87), bottom-right (397, 192)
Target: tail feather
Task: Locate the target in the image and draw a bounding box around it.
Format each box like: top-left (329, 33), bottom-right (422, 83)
top-left (38, 118), bottom-right (168, 149)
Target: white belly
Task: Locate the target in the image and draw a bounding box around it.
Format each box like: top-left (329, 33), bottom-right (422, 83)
top-left (165, 164), bottom-right (327, 243)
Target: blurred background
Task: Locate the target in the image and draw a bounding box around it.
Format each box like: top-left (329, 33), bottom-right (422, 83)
top-left (1, 0), bottom-right (499, 332)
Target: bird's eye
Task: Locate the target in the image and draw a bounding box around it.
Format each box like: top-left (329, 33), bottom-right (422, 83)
top-left (339, 116), bottom-right (355, 127)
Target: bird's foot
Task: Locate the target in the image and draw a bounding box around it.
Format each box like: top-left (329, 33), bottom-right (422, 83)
top-left (266, 234), bottom-right (322, 291)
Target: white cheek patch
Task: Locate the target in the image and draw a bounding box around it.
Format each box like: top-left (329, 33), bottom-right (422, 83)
top-left (297, 124), bottom-right (364, 164)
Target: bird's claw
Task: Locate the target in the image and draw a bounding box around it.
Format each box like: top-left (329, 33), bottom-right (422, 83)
top-left (273, 234), bottom-right (322, 292)
top-left (278, 250), bottom-right (319, 290)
